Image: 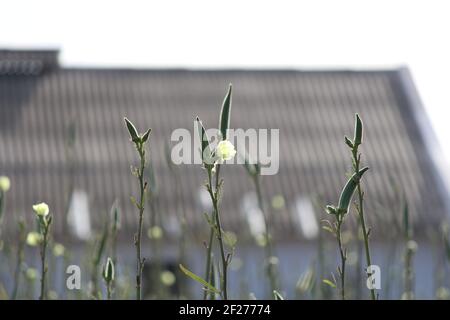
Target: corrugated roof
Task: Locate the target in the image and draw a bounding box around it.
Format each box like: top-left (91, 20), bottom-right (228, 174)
top-left (0, 51), bottom-right (448, 241)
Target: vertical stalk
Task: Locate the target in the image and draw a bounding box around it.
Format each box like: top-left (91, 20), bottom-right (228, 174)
top-left (336, 218), bottom-right (346, 300)
top-left (352, 148), bottom-right (376, 300)
top-left (203, 227), bottom-right (214, 299)
top-left (253, 175), bottom-right (278, 294)
top-left (12, 220), bottom-right (26, 300)
top-left (107, 282), bottom-right (113, 300)
top-left (205, 165), bottom-right (228, 300)
top-left (135, 144), bottom-right (146, 300)
top-left (39, 224), bottom-right (49, 300)
top-left (124, 117), bottom-right (151, 300)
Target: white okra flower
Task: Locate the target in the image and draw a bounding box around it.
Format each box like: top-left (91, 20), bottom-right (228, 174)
top-left (0, 176), bottom-right (10, 192)
top-left (32, 202), bottom-right (49, 217)
top-left (216, 140), bottom-right (237, 163)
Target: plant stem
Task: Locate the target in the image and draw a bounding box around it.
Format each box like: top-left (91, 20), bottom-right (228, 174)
top-left (352, 148), bottom-right (376, 300)
top-left (12, 221), bottom-right (26, 300)
top-left (39, 224), bottom-right (49, 300)
top-left (205, 165), bottom-right (228, 300)
top-left (336, 218), bottom-right (346, 300)
top-left (135, 143), bottom-right (146, 300)
top-left (107, 282), bottom-right (112, 300)
top-left (253, 175), bottom-right (278, 294)
top-left (203, 226), bottom-right (214, 299)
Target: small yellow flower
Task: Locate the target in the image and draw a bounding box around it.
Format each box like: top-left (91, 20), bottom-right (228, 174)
top-left (53, 243), bottom-right (65, 257)
top-left (26, 232), bottom-right (43, 246)
top-left (147, 226), bottom-right (163, 240)
top-left (160, 270), bottom-right (176, 286)
top-left (32, 202), bottom-right (49, 217)
top-left (0, 176), bottom-right (11, 192)
top-left (216, 140), bottom-right (236, 162)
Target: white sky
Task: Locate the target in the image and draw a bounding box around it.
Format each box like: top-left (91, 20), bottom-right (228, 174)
top-left (1, 0), bottom-right (450, 172)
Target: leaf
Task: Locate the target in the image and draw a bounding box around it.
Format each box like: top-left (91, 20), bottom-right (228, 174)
top-left (124, 118), bottom-right (140, 143)
top-left (353, 113), bottom-right (363, 146)
top-left (325, 205), bottom-right (337, 215)
top-left (322, 226), bottom-right (334, 234)
top-left (179, 264), bottom-right (220, 294)
top-left (196, 117), bottom-right (213, 165)
top-left (344, 136), bottom-right (353, 149)
top-left (218, 84), bottom-right (232, 140)
top-left (94, 225), bottom-right (109, 266)
top-left (273, 290), bottom-right (284, 300)
top-left (141, 128), bottom-right (152, 143)
top-left (322, 279), bottom-right (336, 288)
top-left (110, 200), bottom-right (121, 232)
top-left (337, 167), bottom-right (369, 214)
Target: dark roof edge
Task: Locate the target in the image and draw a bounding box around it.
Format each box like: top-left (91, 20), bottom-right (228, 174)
top-left (395, 67), bottom-right (450, 218)
top-left (58, 66), bottom-right (402, 74)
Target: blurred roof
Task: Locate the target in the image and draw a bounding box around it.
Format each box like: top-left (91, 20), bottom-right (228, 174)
top-left (0, 49), bottom-right (448, 241)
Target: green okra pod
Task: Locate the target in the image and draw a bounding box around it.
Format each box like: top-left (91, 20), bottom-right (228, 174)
top-left (337, 166), bottom-right (369, 214)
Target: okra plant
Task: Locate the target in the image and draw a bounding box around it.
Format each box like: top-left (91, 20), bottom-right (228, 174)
top-left (180, 84), bottom-right (236, 300)
top-left (325, 114), bottom-right (371, 299)
top-left (32, 202), bottom-right (52, 300)
top-left (344, 114), bottom-right (376, 300)
top-left (124, 117), bottom-right (152, 300)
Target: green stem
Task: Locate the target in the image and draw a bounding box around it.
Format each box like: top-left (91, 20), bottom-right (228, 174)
top-left (12, 223), bottom-right (26, 300)
top-left (107, 282), bottom-right (112, 300)
top-left (353, 148), bottom-right (376, 300)
top-left (39, 225), bottom-right (49, 300)
top-left (135, 143), bottom-right (146, 300)
top-left (336, 219), bottom-right (346, 300)
top-left (203, 226), bottom-right (214, 299)
top-left (205, 165), bottom-right (228, 300)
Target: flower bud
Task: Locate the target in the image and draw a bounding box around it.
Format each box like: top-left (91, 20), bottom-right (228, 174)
top-left (103, 257), bottom-right (115, 282)
top-left (32, 202), bottom-right (49, 217)
top-left (353, 114), bottom-right (363, 146)
top-left (0, 176), bottom-right (11, 192)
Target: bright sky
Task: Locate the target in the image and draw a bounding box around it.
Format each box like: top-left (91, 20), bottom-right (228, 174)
top-left (1, 0), bottom-right (450, 176)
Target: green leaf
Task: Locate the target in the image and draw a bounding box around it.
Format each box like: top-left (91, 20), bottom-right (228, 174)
top-left (344, 136), bottom-right (354, 149)
top-left (179, 264), bottom-right (220, 294)
top-left (124, 118), bottom-right (140, 143)
top-left (110, 200), bottom-right (121, 232)
top-left (337, 167), bottom-right (369, 214)
top-left (322, 279), bottom-right (336, 288)
top-left (196, 117), bottom-right (213, 165)
top-left (94, 225), bottom-right (109, 266)
top-left (141, 128), bottom-right (152, 143)
top-left (353, 113), bottom-right (363, 146)
top-left (218, 84), bottom-right (232, 140)
top-left (273, 290), bottom-right (284, 300)
top-left (325, 205), bottom-right (337, 215)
